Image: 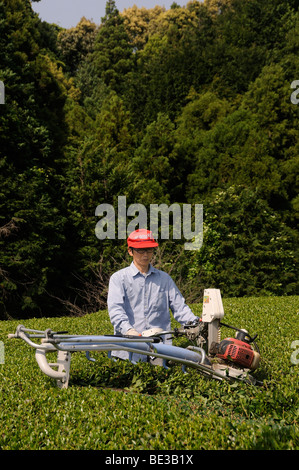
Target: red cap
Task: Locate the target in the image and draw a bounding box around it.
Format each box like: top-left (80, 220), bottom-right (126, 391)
top-left (127, 229), bottom-right (159, 248)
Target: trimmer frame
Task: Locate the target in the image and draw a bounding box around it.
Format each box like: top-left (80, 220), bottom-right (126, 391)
top-left (8, 289), bottom-right (261, 388)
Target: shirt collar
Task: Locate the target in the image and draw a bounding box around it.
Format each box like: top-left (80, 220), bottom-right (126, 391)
top-left (129, 261), bottom-right (156, 277)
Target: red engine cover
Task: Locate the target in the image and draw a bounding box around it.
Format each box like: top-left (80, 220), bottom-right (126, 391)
top-left (216, 338), bottom-right (255, 368)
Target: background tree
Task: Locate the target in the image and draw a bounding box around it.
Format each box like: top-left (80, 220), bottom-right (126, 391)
top-left (91, 0), bottom-right (133, 96)
top-left (0, 0), bottom-right (77, 318)
top-left (184, 186), bottom-right (298, 298)
top-left (1, 0), bottom-right (298, 318)
top-left (57, 17), bottom-right (98, 76)
top-left (121, 5), bottom-right (165, 51)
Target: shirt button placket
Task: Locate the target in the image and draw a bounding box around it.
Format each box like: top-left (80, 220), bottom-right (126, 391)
top-left (143, 277), bottom-right (147, 314)
top-left (144, 276), bottom-right (150, 330)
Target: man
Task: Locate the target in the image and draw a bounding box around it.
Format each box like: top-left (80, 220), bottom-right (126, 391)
top-left (107, 228), bottom-right (198, 361)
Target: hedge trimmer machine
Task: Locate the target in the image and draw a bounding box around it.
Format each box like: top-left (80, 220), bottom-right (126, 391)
top-left (8, 289), bottom-right (262, 389)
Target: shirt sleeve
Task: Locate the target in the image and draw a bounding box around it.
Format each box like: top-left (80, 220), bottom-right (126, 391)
top-left (107, 272), bottom-right (133, 335)
top-left (168, 275), bottom-right (197, 325)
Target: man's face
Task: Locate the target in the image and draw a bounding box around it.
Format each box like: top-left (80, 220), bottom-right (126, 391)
top-left (128, 247), bottom-right (155, 267)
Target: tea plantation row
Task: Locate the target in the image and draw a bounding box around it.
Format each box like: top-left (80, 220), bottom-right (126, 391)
top-left (0, 296), bottom-right (298, 450)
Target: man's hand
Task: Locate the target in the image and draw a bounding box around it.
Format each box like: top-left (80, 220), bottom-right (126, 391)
top-left (126, 328), bottom-right (141, 336)
top-left (185, 317), bottom-right (200, 326)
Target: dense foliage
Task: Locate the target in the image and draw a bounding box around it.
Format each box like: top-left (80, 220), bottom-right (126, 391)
top-left (0, 0), bottom-right (298, 319)
top-left (0, 296), bottom-right (298, 449)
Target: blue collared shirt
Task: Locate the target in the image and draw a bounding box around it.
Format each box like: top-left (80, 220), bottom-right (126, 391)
top-left (108, 262), bottom-right (197, 361)
top-left (107, 262), bottom-right (197, 348)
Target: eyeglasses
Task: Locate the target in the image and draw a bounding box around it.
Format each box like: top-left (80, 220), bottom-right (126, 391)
top-left (133, 248), bottom-right (155, 254)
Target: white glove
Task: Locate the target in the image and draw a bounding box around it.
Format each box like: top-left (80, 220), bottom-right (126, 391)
top-left (142, 327), bottom-right (163, 337)
top-left (126, 328), bottom-right (141, 336)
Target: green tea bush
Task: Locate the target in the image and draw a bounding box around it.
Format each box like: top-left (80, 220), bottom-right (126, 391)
top-left (0, 296), bottom-right (298, 450)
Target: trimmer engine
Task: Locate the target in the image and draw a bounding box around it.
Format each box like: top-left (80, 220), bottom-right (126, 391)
top-left (209, 335), bottom-right (260, 371)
